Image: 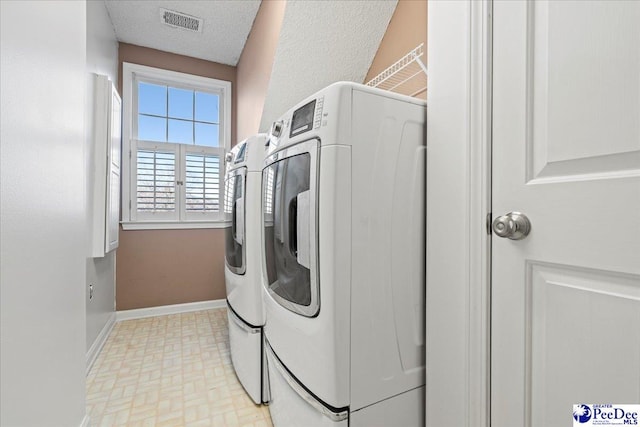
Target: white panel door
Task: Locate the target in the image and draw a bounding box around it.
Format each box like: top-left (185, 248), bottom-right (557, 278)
top-left (492, 2), bottom-right (640, 427)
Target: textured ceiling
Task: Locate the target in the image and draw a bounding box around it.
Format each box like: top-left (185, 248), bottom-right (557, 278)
top-left (258, 0), bottom-right (398, 132)
top-left (103, 0), bottom-right (261, 65)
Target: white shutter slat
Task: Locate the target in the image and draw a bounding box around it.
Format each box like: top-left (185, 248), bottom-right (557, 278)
top-left (184, 153), bottom-right (220, 214)
top-left (136, 149), bottom-right (177, 214)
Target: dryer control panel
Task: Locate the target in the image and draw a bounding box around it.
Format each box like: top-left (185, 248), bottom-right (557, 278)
top-left (267, 92), bottom-right (326, 154)
top-left (290, 99), bottom-right (316, 138)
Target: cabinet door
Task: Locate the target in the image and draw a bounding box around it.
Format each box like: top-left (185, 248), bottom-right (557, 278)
top-left (105, 84), bottom-right (121, 253)
top-left (92, 74), bottom-right (122, 258)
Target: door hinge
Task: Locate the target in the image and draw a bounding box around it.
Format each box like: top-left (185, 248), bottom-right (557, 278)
top-left (129, 150), bottom-right (132, 159)
top-left (486, 212), bottom-right (492, 235)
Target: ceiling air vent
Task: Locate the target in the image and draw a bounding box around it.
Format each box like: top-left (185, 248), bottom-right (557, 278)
top-left (160, 8), bottom-right (203, 33)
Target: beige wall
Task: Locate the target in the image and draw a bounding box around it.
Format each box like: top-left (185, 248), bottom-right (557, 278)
top-left (236, 0), bottom-right (286, 143)
top-left (364, 0), bottom-right (428, 98)
top-left (116, 229), bottom-right (226, 310)
top-left (116, 43), bottom-right (236, 310)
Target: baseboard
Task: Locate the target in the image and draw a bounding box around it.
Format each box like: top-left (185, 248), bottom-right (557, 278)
top-left (79, 414), bottom-right (90, 427)
top-left (116, 299), bottom-right (227, 322)
top-left (86, 311), bottom-right (116, 375)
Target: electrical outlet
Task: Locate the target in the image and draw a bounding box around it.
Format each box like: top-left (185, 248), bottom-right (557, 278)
top-left (89, 284), bottom-right (94, 301)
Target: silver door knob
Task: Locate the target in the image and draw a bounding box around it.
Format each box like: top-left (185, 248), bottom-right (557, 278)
top-left (492, 212), bottom-right (531, 240)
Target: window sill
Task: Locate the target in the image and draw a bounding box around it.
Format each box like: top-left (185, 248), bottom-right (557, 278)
top-left (120, 221), bottom-right (230, 231)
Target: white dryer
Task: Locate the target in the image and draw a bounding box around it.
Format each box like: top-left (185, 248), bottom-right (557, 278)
top-left (224, 134), bottom-right (269, 404)
top-left (261, 82), bottom-right (426, 426)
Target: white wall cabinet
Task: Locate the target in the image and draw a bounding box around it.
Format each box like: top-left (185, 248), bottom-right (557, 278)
top-left (92, 74), bottom-right (122, 257)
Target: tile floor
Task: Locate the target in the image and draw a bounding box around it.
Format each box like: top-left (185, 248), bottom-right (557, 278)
top-left (86, 308), bottom-right (273, 427)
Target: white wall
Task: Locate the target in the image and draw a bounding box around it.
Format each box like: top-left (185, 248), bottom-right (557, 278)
top-left (86, 0), bottom-right (119, 359)
top-left (0, 1), bottom-right (88, 426)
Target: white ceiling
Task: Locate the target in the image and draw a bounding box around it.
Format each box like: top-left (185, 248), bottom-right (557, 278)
top-left (258, 0), bottom-right (398, 132)
top-left (103, 0), bottom-right (261, 66)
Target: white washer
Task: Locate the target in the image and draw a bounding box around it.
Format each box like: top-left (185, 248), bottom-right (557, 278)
top-left (261, 82), bottom-right (426, 426)
top-left (224, 134), bottom-right (269, 404)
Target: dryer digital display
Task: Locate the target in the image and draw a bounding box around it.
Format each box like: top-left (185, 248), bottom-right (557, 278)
top-left (290, 100), bottom-right (316, 138)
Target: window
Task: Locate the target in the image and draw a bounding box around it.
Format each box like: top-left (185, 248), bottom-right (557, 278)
top-left (121, 63), bottom-right (231, 229)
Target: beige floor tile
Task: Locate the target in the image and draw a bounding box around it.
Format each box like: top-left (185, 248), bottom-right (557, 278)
top-left (87, 308), bottom-right (273, 427)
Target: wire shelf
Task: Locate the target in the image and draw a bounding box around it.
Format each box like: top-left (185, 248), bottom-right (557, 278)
top-left (366, 43), bottom-right (427, 97)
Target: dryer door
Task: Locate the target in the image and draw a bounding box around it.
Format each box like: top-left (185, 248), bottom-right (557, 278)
top-left (262, 139), bottom-right (319, 317)
top-left (224, 167), bottom-right (247, 274)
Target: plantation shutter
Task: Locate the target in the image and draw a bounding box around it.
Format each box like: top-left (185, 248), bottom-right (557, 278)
top-left (182, 146), bottom-right (223, 221)
top-left (133, 141), bottom-right (178, 221)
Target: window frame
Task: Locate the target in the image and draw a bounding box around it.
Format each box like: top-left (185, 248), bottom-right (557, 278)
top-left (121, 62), bottom-right (231, 230)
